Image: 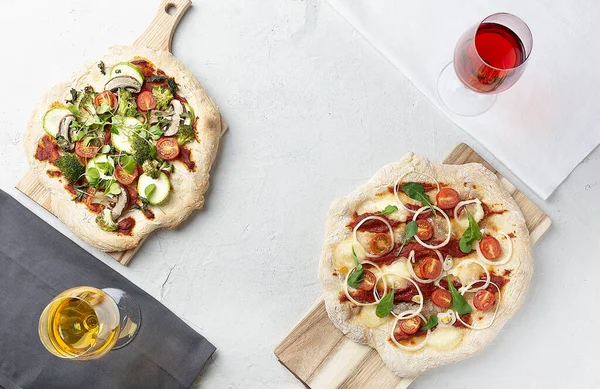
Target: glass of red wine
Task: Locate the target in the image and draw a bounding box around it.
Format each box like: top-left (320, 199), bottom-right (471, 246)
top-left (437, 13), bottom-right (533, 116)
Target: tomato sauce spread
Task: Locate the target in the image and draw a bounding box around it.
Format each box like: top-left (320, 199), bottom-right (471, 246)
top-left (144, 209), bottom-right (155, 220)
top-left (177, 146), bottom-right (196, 171)
top-left (35, 135), bottom-right (60, 163)
top-left (117, 217), bottom-right (135, 235)
top-left (347, 212), bottom-right (402, 233)
top-left (47, 170), bottom-right (61, 178)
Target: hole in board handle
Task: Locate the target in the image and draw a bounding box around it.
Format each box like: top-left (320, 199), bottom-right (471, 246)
top-left (165, 3), bottom-right (177, 15)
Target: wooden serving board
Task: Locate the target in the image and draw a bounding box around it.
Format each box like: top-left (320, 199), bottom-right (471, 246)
top-left (275, 143), bottom-right (551, 389)
top-left (17, 0), bottom-right (226, 266)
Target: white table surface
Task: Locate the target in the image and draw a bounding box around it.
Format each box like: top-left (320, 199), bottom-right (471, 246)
top-left (1, 1), bottom-right (598, 388)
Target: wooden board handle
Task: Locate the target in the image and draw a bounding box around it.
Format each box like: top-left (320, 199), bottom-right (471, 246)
top-left (134, 0), bottom-right (192, 52)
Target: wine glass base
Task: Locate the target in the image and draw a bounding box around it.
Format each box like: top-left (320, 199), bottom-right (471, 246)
top-left (437, 62), bottom-right (497, 116)
top-left (103, 288), bottom-right (141, 350)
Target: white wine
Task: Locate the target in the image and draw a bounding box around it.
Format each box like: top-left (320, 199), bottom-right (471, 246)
top-left (39, 287), bottom-right (121, 360)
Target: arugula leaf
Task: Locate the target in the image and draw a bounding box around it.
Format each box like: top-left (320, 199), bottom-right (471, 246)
top-left (144, 183), bottom-right (156, 199)
top-left (397, 220), bottom-right (418, 255)
top-left (381, 205), bottom-right (398, 215)
top-left (347, 246), bottom-right (364, 288)
top-left (447, 276), bottom-right (472, 316)
top-left (402, 182), bottom-right (436, 215)
top-left (376, 290), bottom-right (395, 318)
top-left (459, 210), bottom-right (483, 253)
top-left (420, 314), bottom-right (439, 331)
top-left (120, 155), bottom-right (137, 175)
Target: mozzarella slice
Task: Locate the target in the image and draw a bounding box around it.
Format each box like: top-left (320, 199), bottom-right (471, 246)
top-left (426, 326), bottom-right (464, 351)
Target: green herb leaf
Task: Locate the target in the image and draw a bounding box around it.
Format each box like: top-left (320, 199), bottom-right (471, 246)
top-left (66, 88), bottom-right (78, 104)
top-left (347, 246), bottom-right (364, 288)
top-left (98, 61), bottom-right (106, 75)
top-left (447, 276), bottom-right (472, 316)
top-left (85, 167), bottom-right (100, 186)
top-left (95, 162), bottom-right (110, 171)
top-left (71, 130), bottom-right (85, 142)
top-left (376, 290), bottom-right (395, 318)
top-left (96, 103), bottom-right (112, 115)
top-left (121, 155), bottom-right (136, 175)
top-left (148, 124), bottom-right (164, 140)
top-left (397, 220), bottom-right (418, 255)
top-left (108, 182), bottom-right (122, 195)
top-left (144, 183), bottom-right (156, 199)
top-left (459, 210), bottom-right (483, 253)
top-left (402, 182), bottom-right (436, 215)
top-left (420, 314), bottom-right (439, 331)
top-left (381, 205), bottom-right (398, 215)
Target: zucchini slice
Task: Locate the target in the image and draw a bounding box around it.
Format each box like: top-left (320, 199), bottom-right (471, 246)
top-left (42, 107), bottom-right (71, 137)
top-left (138, 172), bottom-right (171, 205)
top-left (111, 117), bottom-right (142, 153)
top-left (110, 62), bottom-right (144, 86)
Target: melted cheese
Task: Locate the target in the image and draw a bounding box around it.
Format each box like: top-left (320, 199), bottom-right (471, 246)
top-left (452, 202), bottom-right (484, 235)
top-left (451, 260), bottom-right (484, 286)
top-left (426, 326), bottom-right (464, 351)
top-left (354, 305), bottom-right (391, 328)
top-left (356, 193), bottom-right (410, 222)
top-left (381, 261), bottom-right (410, 278)
top-left (333, 238), bottom-right (366, 272)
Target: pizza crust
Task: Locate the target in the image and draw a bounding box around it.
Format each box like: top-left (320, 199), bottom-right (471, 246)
top-left (318, 152), bottom-right (533, 377)
top-left (23, 46), bottom-right (225, 252)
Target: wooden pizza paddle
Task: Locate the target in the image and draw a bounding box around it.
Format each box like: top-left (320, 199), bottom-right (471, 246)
top-left (17, 0), bottom-right (227, 266)
top-left (274, 143), bottom-right (551, 389)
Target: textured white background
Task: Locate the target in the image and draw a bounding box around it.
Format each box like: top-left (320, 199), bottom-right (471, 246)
top-left (0, 1), bottom-right (598, 388)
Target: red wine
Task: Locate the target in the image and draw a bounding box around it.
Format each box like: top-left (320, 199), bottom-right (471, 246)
top-left (454, 22), bottom-right (526, 93)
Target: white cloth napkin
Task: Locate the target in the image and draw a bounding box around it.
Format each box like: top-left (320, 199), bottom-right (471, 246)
top-left (327, 0), bottom-right (600, 199)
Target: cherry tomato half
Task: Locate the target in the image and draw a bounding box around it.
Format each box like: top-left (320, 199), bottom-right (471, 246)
top-left (419, 257), bottom-right (442, 280)
top-left (399, 316), bottom-right (422, 335)
top-left (156, 137), bottom-right (180, 160)
top-left (480, 236), bottom-right (502, 260)
top-left (436, 187), bottom-right (461, 209)
top-left (369, 233), bottom-right (392, 255)
top-left (357, 270), bottom-right (377, 292)
top-left (137, 91), bottom-right (156, 112)
top-left (473, 289), bottom-right (496, 311)
top-left (94, 90), bottom-right (118, 111)
top-left (431, 288), bottom-right (452, 309)
top-left (114, 165), bottom-right (140, 185)
top-left (74, 141), bottom-right (99, 159)
top-left (416, 220), bottom-right (433, 241)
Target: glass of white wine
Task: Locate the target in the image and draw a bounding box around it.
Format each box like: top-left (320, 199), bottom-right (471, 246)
top-left (39, 286), bottom-right (141, 360)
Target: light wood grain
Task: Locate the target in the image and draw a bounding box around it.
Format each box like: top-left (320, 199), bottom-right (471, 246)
top-left (275, 143), bottom-right (552, 389)
top-left (16, 0), bottom-right (193, 266)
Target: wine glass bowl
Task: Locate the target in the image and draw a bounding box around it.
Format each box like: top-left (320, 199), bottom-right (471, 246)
top-left (39, 286), bottom-right (141, 361)
top-left (437, 13), bottom-right (533, 116)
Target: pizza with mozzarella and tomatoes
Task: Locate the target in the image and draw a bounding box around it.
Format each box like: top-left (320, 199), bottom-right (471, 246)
top-left (24, 46), bottom-right (225, 252)
top-left (319, 152), bottom-right (533, 376)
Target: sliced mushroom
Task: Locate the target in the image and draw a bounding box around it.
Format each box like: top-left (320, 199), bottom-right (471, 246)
top-left (163, 100), bottom-right (184, 136)
top-left (56, 115), bottom-right (76, 150)
top-left (110, 187), bottom-right (129, 220)
top-left (104, 75), bottom-right (142, 93)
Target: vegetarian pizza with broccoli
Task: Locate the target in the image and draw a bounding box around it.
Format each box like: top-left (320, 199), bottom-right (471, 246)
top-left (24, 46), bottom-right (225, 252)
top-left (318, 153), bottom-right (533, 376)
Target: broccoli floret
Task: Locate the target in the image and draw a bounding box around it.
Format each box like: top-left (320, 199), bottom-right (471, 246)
top-left (117, 89), bottom-right (138, 117)
top-left (177, 124), bottom-right (196, 145)
top-left (131, 135), bottom-right (154, 165)
top-left (142, 160), bottom-right (160, 179)
top-left (152, 87), bottom-right (173, 111)
top-left (95, 209), bottom-right (118, 232)
top-left (55, 154), bottom-right (85, 183)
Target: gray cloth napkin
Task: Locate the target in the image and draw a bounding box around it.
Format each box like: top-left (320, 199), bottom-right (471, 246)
top-left (0, 190), bottom-right (215, 389)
